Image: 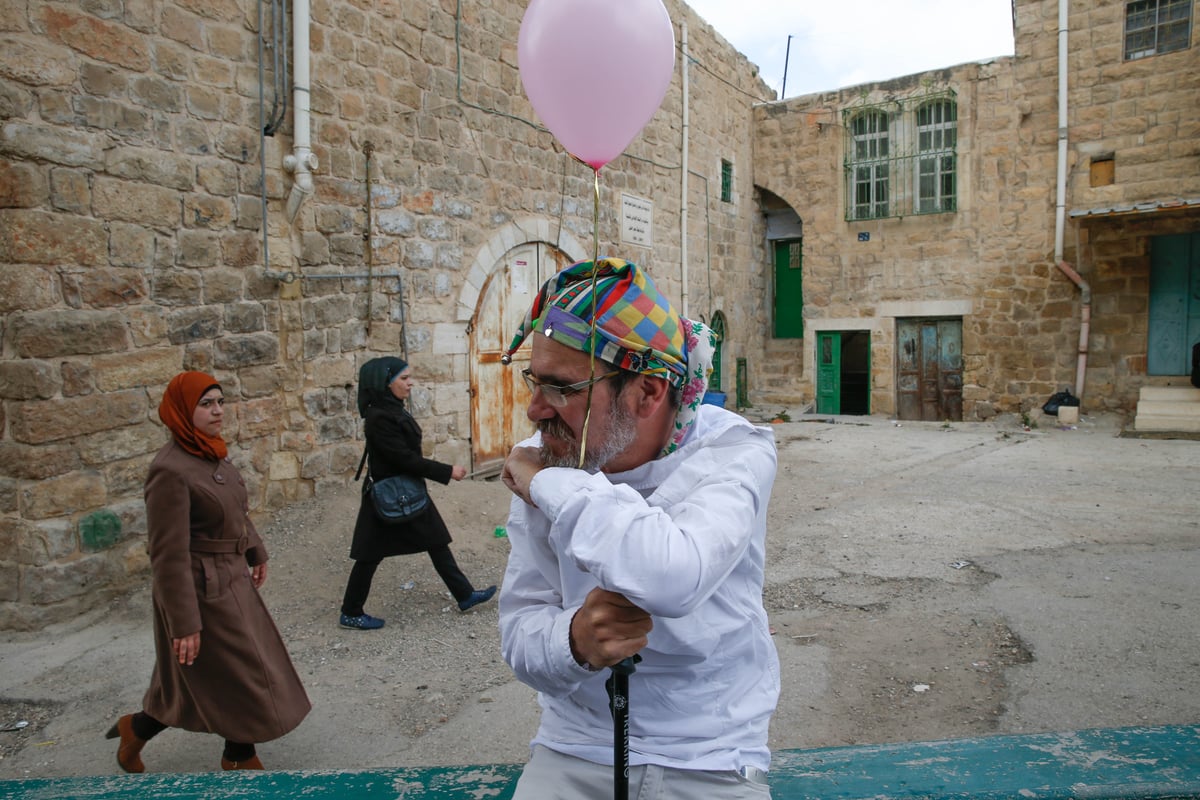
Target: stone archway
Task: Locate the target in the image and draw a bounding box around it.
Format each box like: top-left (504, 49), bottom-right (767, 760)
top-left (457, 219), bottom-right (585, 473)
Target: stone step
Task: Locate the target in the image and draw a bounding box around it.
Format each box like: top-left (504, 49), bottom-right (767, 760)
top-left (1133, 385), bottom-right (1200, 431)
top-left (1139, 385), bottom-right (1200, 402)
top-left (1134, 413), bottom-right (1200, 432)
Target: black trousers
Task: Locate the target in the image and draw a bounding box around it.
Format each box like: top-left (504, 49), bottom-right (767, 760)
top-left (131, 712), bottom-right (255, 760)
top-left (341, 545), bottom-right (473, 616)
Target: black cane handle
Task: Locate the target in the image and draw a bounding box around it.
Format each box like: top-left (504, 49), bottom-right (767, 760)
top-left (612, 654), bottom-right (640, 675)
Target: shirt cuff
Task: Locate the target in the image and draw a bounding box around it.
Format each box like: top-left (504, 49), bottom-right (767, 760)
top-left (556, 604), bottom-right (601, 674)
top-left (529, 467), bottom-right (593, 519)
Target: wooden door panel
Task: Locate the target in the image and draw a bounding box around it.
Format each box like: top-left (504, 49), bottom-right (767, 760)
top-left (470, 244), bottom-right (564, 473)
top-left (896, 318), bottom-right (962, 422)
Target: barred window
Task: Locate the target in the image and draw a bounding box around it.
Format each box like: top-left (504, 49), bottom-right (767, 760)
top-left (849, 111), bottom-right (890, 220)
top-left (1124, 0), bottom-right (1192, 60)
top-left (917, 100), bottom-right (957, 213)
top-left (843, 91), bottom-right (957, 221)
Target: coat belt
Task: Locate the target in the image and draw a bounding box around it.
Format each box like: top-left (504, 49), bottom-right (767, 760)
top-left (189, 535), bottom-right (248, 554)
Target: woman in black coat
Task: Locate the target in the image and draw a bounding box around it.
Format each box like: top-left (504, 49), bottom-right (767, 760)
top-left (339, 357), bottom-right (495, 630)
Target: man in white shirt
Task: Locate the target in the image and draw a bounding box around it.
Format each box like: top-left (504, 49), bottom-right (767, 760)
top-left (498, 257), bottom-right (780, 799)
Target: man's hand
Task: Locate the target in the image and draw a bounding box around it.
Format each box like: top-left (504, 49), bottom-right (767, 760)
top-left (569, 588), bottom-right (652, 670)
top-left (451, 464), bottom-right (467, 481)
top-left (501, 446), bottom-right (544, 506)
top-left (173, 632), bottom-right (201, 665)
top-left (250, 562), bottom-right (268, 588)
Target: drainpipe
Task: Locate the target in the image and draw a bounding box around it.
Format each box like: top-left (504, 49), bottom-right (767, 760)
top-left (1056, 260), bottom-right (1090, 400)
top-left (1053, 0), bottom-right (1089, 400)
top-left (679, 20), bottom-right (690, 318)
top-left (284, 0), bottom-right (316, 221)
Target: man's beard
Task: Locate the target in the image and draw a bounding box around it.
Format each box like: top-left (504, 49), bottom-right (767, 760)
top-left (538, 392), bottom-right (638, 472)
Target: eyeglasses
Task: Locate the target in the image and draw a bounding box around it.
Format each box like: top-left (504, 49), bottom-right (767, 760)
top-left (521, 368), bottom-right (620, 408)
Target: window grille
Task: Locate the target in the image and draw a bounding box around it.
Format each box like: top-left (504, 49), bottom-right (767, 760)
top-left (720, 159), bottom-right (733, 203)
top-left (917, 99), bottom-right (957, 213)
top-left (1124, 0), bottom-right (1192, 60)
top-left (843, 90), bottom-right (957, 221)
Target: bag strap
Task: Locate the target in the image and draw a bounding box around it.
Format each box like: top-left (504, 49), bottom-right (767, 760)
top-left (355, 445), bottom-right (368, 482)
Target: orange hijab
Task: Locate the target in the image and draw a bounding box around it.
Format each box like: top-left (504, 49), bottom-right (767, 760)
top-left (158, 371), bottom-right (228, 461)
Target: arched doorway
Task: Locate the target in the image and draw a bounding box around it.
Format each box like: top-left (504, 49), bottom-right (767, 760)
top-left (468, 242), bottom-right (574, 474)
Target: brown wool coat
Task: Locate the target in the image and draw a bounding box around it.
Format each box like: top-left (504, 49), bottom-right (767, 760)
top-left (349, 399), bottom-right (454, 561)
top-left (141, 440), bottom-right (311, 743)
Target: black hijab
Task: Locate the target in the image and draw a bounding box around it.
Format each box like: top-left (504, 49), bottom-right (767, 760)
top-left (357, 357), bottom-right (408, 417)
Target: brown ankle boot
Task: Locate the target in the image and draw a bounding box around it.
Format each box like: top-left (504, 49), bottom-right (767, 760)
top-left (104, 714), bottom-right (146, 773)
top-left (221, 754), bottom-right (265, 770)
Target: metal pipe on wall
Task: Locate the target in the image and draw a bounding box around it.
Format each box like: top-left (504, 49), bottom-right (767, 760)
top-left (1054, 0), bottom-right (1089, 401)
top-left (284, 0), bottom-right (316, 221)
top-left (679, 21), bottom-right (690, 318)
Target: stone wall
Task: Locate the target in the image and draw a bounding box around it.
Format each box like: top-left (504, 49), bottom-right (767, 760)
top-left (0, 0), bottom-right (772, 628)
top-left (6, 0), bottom-right (1193, 628)
top-left (751, 0), bottom-right (1199, 419)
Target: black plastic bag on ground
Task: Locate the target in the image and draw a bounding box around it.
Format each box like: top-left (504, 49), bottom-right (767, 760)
top-left (1042, 389), bottom-right (1080, 415)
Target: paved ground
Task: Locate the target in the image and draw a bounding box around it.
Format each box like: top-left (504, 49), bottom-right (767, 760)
top-left (1, 409), bottom-right (1198, 780)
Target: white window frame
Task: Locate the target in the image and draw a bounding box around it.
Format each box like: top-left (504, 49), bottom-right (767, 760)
top-left (849, 111), bottom-right (890, 221)
top-left (1124, 0), bottom-right (1193, 60)
top-left (916, 100), bottom-right (957, 214)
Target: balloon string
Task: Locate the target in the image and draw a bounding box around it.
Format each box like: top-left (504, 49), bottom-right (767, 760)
top-left (578, 168), bottom-right (601, 470)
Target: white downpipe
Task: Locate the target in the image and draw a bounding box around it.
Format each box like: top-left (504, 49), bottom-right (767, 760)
top-left (284, 0), bottom-right (316, 221)
top-left (679, 21), bottom-right (690, 318)
top-left (1053, 0), bottom-right (1090, 400)
top-left (1053, 0), bottom-right (1068, 261)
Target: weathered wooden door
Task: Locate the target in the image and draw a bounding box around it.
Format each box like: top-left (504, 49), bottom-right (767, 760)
top-left (470, 243), bottom-right (570, 473)
top-left (896, 318), bottom-right (962, 421)
top-left (1148, 232), bottom-right (1200, 375)
top-left (773, 239), bottom-right (804, 338)
top-left (816, 331), bottom-right (840, 414)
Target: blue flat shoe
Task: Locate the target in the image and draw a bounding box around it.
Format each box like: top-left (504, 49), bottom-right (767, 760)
top-left (458, 585), bottom-right (497, 612)
top-left (339, 612), bottom-right (385, 630)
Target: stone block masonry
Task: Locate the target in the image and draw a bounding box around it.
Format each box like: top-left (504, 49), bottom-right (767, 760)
top-left (0, 0), bottom-right (774, 627)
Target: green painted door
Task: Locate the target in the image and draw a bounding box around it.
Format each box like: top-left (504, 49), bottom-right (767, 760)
top-left (710, 311), bottom-right (727, 390)
top-left (816, 331), bottom-right (840, 414)
top-left (1148, 233), bottom-right (1200, 375)
top-left (774, 239), bottom-right (804, 338)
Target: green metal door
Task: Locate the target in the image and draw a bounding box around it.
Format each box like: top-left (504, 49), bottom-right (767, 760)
top-left (1148, 233), bottom-right (1200, 375)
top-left (816, 331), bottom-right (840, 414)
top-left (710, 311), bottom-right (727, 390)
top-left (773, 239), bottom-right (804, 338)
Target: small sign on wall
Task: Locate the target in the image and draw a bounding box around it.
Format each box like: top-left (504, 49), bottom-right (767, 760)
top-left (857, 232), bottom-right (870, 242)
top-left (620, 194), bottom-right (653, 248)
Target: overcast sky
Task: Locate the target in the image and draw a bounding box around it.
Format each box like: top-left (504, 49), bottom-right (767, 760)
top-left (684, 0), bottom-right (1016, 99)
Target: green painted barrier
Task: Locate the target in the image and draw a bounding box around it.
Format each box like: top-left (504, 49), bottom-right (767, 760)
top-left (2, 726), bottom-right (1198, 800)
top-left (769, 725), bottom-right (1200, 799)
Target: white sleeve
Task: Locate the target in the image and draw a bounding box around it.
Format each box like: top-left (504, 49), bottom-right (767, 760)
top-left (498, 493), bottom-right (599, 697)
top-left (531, 428), bottom-right (776, 619)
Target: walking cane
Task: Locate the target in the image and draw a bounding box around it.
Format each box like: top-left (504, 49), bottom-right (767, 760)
top-left (606, 655), bottom-right (640, 800)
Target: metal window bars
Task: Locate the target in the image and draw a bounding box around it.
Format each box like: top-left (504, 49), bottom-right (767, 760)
top-left (842, 89), bottom-right (958, 221)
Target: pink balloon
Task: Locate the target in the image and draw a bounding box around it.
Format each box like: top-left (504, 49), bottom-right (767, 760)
top-left (518, 0), bottom-right (676, 171)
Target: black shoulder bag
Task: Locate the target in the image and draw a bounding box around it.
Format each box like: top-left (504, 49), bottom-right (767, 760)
top-left (355, 447), bottom-right (429, 524)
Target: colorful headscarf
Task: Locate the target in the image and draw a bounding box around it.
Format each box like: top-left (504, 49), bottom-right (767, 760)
top-left (357, 356), bottom-right (409, 417)
top-left (158, 371), bottom-right (227, 461)
top-left (501, 258), bottom-right (716, 456)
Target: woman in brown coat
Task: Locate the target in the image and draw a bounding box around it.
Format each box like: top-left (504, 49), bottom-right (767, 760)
top-left (107, 371), bottom-right (310, 772)
top-left (338, 356), bottom-right (496, 630)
